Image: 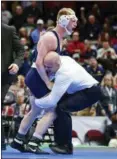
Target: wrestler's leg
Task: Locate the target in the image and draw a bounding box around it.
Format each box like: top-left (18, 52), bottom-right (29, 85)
top-left (10, 96), bottom-right (48, 153)
top-left (33, 108), bottom-right (57, 139)
top-left (18, 96), bottom-right (41, 135)
top-left (27, 108), bottom-right (57, 153)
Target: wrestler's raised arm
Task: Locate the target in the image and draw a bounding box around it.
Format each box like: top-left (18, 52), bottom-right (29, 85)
top-left (35, 32), bottom-right (57, 90)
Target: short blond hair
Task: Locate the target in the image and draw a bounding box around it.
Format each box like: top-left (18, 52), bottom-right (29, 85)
top-left (57, 8), bottom-right (75, 21)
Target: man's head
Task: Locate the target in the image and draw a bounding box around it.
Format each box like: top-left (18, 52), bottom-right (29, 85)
top-left (27, 14), bottom-right (35, 24)
top-left (31, 1), bottom-right (37, 8)
top-left (44, 52), bottom-right (61, 74)
top-left (102, 41), bottom-right (110, 49)
top-left (15, 5), bottom-right (23, 15)
top-left (37, 19), bottom-right (44, 31)
top-left (57, 8), bottom-right (78, 35)
top-left (88, 15), bottom-right (96, 24)
top-left (72, 31), bottom-right (80, 41)
top-left (89, 57), bottom-right (98, 68)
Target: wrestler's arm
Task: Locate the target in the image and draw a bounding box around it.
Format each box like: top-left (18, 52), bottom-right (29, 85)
top-left (35, 33), bottom-right (57, 89)
top-left (35, 74), bottom-right (72, 108)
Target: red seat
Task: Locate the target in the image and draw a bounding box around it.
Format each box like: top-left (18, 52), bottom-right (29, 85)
top-left (72, 130), bottom-right (78, 138)
top-left (85, 130), bottom-right (104, 143)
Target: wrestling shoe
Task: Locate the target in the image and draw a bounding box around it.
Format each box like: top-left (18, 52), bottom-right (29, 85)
top-left (10, 138), bottom-right (26, 152)
top-left (26, 136), bottom-right (49, 154)
top-left (49, 143), bottom-right (73, 154)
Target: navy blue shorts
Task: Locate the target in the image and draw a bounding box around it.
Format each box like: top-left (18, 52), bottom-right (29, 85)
top-left (25, 68), bottom-right (50, 98)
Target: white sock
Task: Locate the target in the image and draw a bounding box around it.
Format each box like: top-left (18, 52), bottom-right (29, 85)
top-left (33, 132), bottom-right (43, 140)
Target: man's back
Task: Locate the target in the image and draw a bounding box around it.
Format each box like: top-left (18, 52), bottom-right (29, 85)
top-left (55, 56), bottom-right (98, 93)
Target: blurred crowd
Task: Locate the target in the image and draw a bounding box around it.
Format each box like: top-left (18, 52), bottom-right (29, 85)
top-left (1, 1), bottom-right (117, 121)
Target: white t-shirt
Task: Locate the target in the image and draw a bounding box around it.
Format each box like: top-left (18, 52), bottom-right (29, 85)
top-left (35, 56), bottom-right (98, 108)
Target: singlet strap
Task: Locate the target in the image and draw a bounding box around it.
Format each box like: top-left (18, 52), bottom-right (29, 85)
top-left (51, 30), bottom-right (61, 54)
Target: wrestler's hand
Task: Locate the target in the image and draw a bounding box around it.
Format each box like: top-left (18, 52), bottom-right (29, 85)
top-left (47, 81), bottom-right (54, 90)
top-left (8, 63), bottom-right (19, 75)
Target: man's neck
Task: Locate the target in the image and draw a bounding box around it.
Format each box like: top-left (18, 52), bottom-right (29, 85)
top-left (54, 26), bottom-right (66, 40)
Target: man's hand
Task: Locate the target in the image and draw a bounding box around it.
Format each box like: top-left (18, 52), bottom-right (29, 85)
top-left (80, 7), bottom-right (85, 11)
top-left (46, 81), bottom-right (54, 90)
top-left (8, 63), bottom-right (19, 74)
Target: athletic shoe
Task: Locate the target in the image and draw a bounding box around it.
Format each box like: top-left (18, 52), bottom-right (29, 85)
top-left (25, 136), bottom-right (49, 154)
top-left (10, 138), bottom-right (26, 152)
top-left (49, 143), bottom-right (73, 154)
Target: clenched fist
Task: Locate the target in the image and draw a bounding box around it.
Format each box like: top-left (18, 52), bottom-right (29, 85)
top-left (8, 63), bottom-right (19, 75)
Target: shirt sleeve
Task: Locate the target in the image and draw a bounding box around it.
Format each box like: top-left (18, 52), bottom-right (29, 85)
top-left (35, 73), bottom-right (72, 108)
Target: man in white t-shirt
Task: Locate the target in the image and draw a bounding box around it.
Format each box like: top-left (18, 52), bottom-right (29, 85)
top-left (34, 51), bottom-right (102, 154)
top-left (35, 52), bottom-right (99, 110)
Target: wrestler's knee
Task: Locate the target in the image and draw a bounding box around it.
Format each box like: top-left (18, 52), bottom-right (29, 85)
top-left (45, 107), bottom-right (57, 120)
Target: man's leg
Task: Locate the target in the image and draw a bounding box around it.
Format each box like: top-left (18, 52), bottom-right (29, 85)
top-left (52, 109), bottom-right (73, 154)
top-left (11, 96), bottom-right (41, 151)
top-left (50, 94), bottom-right (73, 154)
top-left (58, 85), bottom-right (102, 112)
top-left (1, 84), bottom-right (10, 150)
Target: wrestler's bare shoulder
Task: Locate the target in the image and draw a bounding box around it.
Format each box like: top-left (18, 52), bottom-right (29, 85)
top-left (40, 31), bottom-right (57, 43)
top-left (38, 31), bottom-right (57, 50)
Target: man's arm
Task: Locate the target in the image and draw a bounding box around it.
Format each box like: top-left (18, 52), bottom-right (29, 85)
top-left (8, 26), bottom-right (24, 74)
top-left (12, 26), bottom-right (24, 68)
top-left (35, 33), bottom-right (57, 89)
top-left (35, 74), bottom-right (72, 108)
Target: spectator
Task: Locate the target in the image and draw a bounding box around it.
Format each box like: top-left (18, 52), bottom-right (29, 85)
top-left (14, 90), bottom-right (30, 135)
top-left (17, 75), bottom-right (26, 90)
top-left (10, 5), bottom-right (25, 31)
top-left (113, 74), bottom-right (117, 89)
top-left (19, 27), bottom-right (28, 39)
top-left (24, 1), bottom-right (42, 21)
top-left (16, 91), bottom-right (30, 118)
top-left (97, 41), bottom-right (117, 74)
top-left (1, 2), bottom-right (12, 25)
top-left (83, 40), bottom-right (97, 59)
top-left (72, 106), bottom-right (96, 116)
top-left (100, 74), bottom-right (117, 117)
top-left (60, 38), bottom-right (70, 56)
top-left (23, 14), bottom-right (36, 37)
top-left (46, 19), bottom-right (55, 28)
top-left (18, 46), bottom-right (31, 76)
top-left (85, 57), bottom-right (105, 82)
top-left (110, 32), bottom-right (117, 54)
top-left (99, 32), bottom-right (110, 44)
top-left (9, 84), bottom-right (20, 97)
top-left (20, 38), bottom-right (28, 46)
top-left (97, 41), bottom-right (117, 59)
top-left (1, 23), bottom-right (24, 150)
top-left (67, 31), bottom-right (86, 61)
top-left (30, 19), bottom-right (45, 45)
top-left (84, 14), bottom-right (101, 41)
top-left (91, 4), bottom-right (101, 22)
